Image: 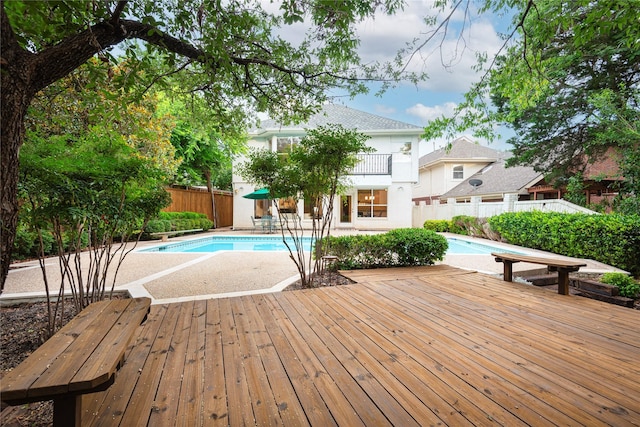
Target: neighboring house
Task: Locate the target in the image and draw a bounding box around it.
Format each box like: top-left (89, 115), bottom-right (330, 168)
top-left (232, 104), bottom-right (423, 231)
top-left (412, 136), bottom-right (537, 204)
top-left (527, 147), bottom-right (624, 207)
top-left (411, 136), bottom-right (625, 223)
top-left (439, 156), bottom-right (543, 203)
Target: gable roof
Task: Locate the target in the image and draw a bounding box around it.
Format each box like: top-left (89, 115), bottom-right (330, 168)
top-left (440, 157), bottom-right (543, 199)
top-left (251, 104), bottom-right (422, 136)
top-left (419, 136), bottom-right (500, 169)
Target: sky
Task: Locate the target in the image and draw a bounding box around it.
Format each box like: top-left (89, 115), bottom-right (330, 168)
top-left (269, 0), bottom-right (518, 155)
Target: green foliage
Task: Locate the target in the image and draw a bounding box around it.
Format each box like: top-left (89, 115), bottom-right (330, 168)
top-left (450, 215), bottom-right (487, 237)
top-left (423, 220), bottom-right (451, 232)
top-left (148, 212), bottom-right (213, 233)
top-left (564, 173), bottom-right (587, 207)
top-left (145, 220), bottom-right (168, 234)
top-left (600, 273), bottom-right (640, 299)
top-left (17, 120), bottom-right (172, 313)
top-left (488, 212), bottom-right (640, 276)
top-left (320, 229), bottom-right (448, 270)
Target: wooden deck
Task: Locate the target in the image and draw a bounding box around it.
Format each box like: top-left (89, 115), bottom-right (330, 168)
top-left (81, 265), bottom-right (639, 426)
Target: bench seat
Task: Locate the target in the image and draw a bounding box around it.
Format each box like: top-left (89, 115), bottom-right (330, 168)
top-left (1, 297), bottom-right (151, 427)
top-left (492, 252), bottom-right (586, 295)
top-left (150, 228), bottom-right (203, 241)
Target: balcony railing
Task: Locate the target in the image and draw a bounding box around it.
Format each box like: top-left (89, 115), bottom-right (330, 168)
top-left (350, 154), bottom-right (392, 175)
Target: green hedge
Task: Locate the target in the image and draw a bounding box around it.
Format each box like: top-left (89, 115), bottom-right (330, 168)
top-left (488, 212), bottom-right (640, 276)
top-left (423, 219), bottom-right (451, 232)
top-left (145, 212), bottom-right (213, 234)
top-left (319, 228), bottom-right (448, 270)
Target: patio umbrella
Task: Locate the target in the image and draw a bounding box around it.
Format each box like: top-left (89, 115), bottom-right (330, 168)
top-left (242, 188), bottom-right (271, 199)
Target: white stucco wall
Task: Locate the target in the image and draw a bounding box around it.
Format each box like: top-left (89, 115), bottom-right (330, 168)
top-left (414, 161), bottom-right (491, 200)
top-left (232, 131), bottom-right (420, 231)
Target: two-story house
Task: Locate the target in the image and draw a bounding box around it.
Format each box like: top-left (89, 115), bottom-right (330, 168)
top-left (232, 104), bottom-right (423, 230)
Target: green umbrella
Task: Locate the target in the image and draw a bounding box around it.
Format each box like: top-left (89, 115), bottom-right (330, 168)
top-left (242, 188), bottom-right (271, 199)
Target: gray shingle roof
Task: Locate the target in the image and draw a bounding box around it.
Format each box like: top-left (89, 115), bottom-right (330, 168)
top-left (440, 158), bottom-right (543, 199)
top-left (254, 104), bottom-right (422, 133)
top-left (419, 137), bottom-right (501, 168)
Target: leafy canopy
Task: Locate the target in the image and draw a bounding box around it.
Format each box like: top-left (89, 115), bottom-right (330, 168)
top-left (423, 0), bottom-right (640, 211)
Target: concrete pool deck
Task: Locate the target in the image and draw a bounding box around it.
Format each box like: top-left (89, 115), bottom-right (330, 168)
top-left (2, 229), bottom-right (626, 305)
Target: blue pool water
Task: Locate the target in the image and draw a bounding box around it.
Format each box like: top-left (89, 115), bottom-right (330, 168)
top-left (141, 235), bottom-right (517, 255)
top-left (446, 238), bottom-right (513, 255)
top-left (140, 235), bottom-right (314, 253)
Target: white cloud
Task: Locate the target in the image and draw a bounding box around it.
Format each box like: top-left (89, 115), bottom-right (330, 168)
top-left (261, 0), bottom-right (507, 94)
top-left (406, 102), bottom-right (457, 124)
top-left (355, 4), bottom-right (506, 93)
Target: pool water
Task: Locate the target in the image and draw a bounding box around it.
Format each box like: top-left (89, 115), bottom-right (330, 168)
top-left (446, 238), bottom-right (512, 255)
top-left (140, 236), bottom-right (314, 253)
top-left (140, 235), bottom-right (518, 255)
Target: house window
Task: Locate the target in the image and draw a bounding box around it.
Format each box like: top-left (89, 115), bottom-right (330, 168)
top-left (276, 137), bottom-right (301, 153)
top-left (254, 199), bottom-right (271, 218)
top-left (357, 189), bottom-right (387, 218)
top-left (453, 165), bottom-right (463, 180)
top-left (278, 197), bottom-right (297, 214)
top-left (303, 197), bottom-right (322, 219)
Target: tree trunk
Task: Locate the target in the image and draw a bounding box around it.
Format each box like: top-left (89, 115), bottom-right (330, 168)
top-left (0, 75), bottom-right (30, 292)
top-left (204, 170), bottom-right (217, 228)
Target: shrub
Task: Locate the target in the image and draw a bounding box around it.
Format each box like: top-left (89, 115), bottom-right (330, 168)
top-left (600, 273), bottom-right (640, 298)
top-left (423, 220), bottom-right (451, 232)
top-left (320, 228), bottom-right (448, 270)
top-left (197, 218), bottom-right (214, 231)
top-left (450, 215), bottom-right (476, 235)
top-left (145, 220), bottom-right (167, 234)
top-left (488, 212), bottom-right (640, 276)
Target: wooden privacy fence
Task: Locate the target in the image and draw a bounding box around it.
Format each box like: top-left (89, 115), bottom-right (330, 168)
top-left (164, 187), bottom-right (233, 227)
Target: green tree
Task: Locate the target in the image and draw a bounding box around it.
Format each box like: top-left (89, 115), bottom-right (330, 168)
top-left (241, 124), bottom-right (371, 288)
top-left (0, 0), bottom-right (415, 292)
top-left (20, 131), bottom-right (171, 334)
top-left (423, 0), bottom-right (640, 210)
top-left (16, 60), bottom-right (174, 331)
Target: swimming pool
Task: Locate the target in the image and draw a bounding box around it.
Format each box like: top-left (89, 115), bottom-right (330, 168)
top-left (140, 235), bottom-right (520, 255)
top-left (140, 235), bottom-right (315, 253)
top-left (445, 237), bottom-right (522, 255)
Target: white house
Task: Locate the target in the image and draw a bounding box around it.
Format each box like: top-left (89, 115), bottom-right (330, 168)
top-left (411, 136), bottom-right (594, 224)
top-left (232, 104), bottom-right (423, 231)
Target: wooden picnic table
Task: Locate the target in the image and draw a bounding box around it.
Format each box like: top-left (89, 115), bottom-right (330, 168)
top-left (0, 297), bottom-right (151, 427)
top-left (492, 252), bottom-right (587, 295)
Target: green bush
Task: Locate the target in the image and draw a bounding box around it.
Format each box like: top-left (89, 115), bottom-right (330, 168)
top-left (488, 212), bottom-right (640, 276)
top-left (145, 212), bottom-right (212, 237)
top-left (600, 273), bottom-right (640, 298)
top-left (450, 215), bottom-right (474, 235)
top-left (197, 218), bottom-right (214, 231)
top-left (423, 220), bottom-right (451, 232)
top-left (320, 228), bottom-right (448, 270)
top-left (145, 220), bottom-right (167, 233)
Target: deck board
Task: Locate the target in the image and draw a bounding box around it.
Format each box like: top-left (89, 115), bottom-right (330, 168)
top-left (82, 266), bottom-right (640, 426)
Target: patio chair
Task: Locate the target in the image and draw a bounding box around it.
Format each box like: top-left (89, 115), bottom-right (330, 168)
top-left (250, 216), bottom-right (262, 233)
top-left (261, 215), bottom-right (277, 233)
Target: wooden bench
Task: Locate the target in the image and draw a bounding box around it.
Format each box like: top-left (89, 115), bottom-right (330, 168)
top-left (492, 252), bottom-right (587, 295)
top-left (0, 297), bottom-right (151, 427)
top-left (150, 228), bottom-right (203, 242)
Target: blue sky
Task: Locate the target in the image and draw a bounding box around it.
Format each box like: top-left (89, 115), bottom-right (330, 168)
top-left (271, 0), bottom-right (518, 155)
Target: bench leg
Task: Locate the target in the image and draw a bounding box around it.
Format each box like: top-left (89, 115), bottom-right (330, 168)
top-left (558, 269), bottom-right (570, 295)
top-left (53, 395), bottom-right (82, 427)
top-left (502, 261), bottom-right (514, 282)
